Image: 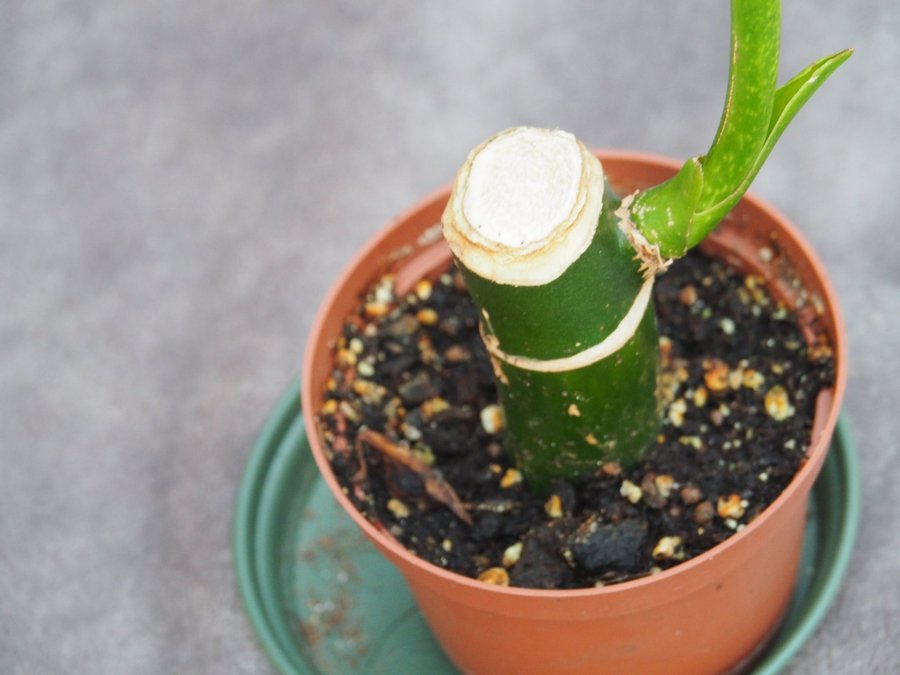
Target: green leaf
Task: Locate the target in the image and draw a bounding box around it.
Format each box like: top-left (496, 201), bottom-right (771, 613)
top-left (697, 0), bottom-right (780, 214)
top-left (631, 0), bottom-right (780, 258)
top-left (629, 0), bottom-right (852, 258)
top-left (691, 48), bottom-right (854, 235)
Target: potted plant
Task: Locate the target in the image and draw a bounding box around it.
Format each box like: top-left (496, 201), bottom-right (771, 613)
top-left (300, 1), bottom-right (850, 672)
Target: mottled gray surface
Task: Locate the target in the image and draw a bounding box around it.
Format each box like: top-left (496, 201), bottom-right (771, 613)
top-left (1, 1), bottom-right (897, 673)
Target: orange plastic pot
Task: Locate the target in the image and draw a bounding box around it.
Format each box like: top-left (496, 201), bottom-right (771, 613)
top-left (300, 151), bottom-right (847, 675)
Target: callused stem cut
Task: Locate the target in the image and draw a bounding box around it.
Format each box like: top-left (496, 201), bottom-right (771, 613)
top-left (443, 127), bottom-right (605, 287)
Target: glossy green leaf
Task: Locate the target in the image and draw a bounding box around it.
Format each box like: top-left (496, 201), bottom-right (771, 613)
top-left (631, 0), bottom-right (851, 258)
top-left (698, 0), bottom-right (780, 213)
top-left (690, 48), bottom-right (854, 238)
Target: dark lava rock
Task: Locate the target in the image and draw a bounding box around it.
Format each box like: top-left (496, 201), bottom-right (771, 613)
top-left (398, 371), bottom-right (437, 405)
top-left (421, 423), bottom-right (473, 456)
top-left (510, 521), bottom-right (577, 589)
top-left (385, 463), bottom-right (428, 501)
top-left (379, 353), bottom-right (418, 379)
top-left (567, 518), bottom-right (646, 573)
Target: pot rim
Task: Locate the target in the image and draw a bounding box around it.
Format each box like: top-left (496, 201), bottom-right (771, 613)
top-left (301, 149), bottom-right (847, 601)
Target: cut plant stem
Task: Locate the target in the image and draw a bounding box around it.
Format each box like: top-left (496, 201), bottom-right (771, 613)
top-left (442, 127), bottom-right (660, 494)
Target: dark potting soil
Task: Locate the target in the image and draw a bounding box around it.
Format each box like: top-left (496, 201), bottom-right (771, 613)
top-left (316, 249), bottom-right (835, 589)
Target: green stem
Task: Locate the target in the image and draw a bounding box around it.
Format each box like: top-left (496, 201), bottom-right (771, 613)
top-left (458, 186), bottom-right (660, 494)
top-left (630, 0), bottom-right (852, 258)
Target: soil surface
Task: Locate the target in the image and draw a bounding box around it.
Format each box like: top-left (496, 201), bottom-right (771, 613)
top-left (316, 250), bottom-right (835, 589)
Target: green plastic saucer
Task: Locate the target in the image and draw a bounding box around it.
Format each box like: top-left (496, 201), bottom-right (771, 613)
top-left (234, 382), bottom-right (859, 674)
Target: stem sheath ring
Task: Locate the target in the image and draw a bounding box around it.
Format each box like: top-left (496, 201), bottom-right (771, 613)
top-left (480, 277), bottom-right (655, 373)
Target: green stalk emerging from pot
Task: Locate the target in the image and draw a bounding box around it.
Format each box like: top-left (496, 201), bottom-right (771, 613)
top-left (441, 0), bottom-right (851, 494)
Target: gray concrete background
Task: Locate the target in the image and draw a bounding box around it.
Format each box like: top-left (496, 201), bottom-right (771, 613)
top-left (1, 1), bottom-right (897, 672)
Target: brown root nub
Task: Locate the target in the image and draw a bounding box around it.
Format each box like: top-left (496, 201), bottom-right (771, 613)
top-left (356, 429), bottom-right (473, 525)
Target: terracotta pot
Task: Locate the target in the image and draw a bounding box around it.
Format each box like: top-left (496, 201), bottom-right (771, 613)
top-left (301, 151), bottom-right (847, 675)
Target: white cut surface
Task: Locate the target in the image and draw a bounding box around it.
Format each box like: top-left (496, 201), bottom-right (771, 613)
top-left (462, 128), bottom-right (582, 248)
